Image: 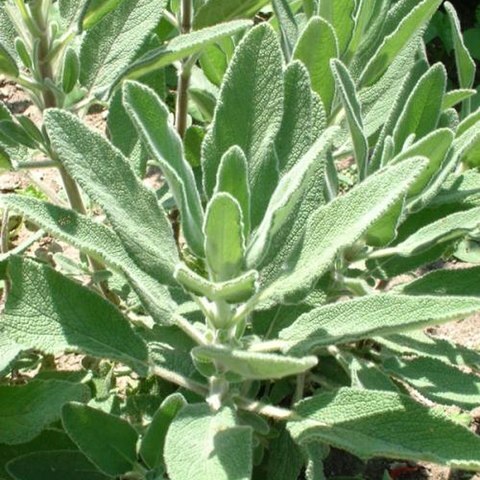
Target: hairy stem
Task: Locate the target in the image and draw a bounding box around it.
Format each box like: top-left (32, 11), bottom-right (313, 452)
top-left (151, 364), bottom-right (208, 396)
top-left (1, 209), bottom-right (11, 297)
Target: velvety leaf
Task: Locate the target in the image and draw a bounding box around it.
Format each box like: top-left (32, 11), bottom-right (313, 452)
top-left (359, 0), bottom-right (442, 87)
top-left (272, 0), bottom-right (298, 59)
top-left (288, 388), bottom-right (480, 469)
top-left (429, 170), bottom-right (480, 207)
top-left (79, 0), bottom-right (165, 95)
top-left (266, 427), bottom-right (303, 480)
top-left (140, 393), bottom-right (187, 469)
top-left (384, 357), bottom-right (480, 409)
top-left (260, 157), bottom-right (428, 305)
top-left (442, 89), bottom-right (476, 110)
top-left (44, 109), bottom-right (178, 287)
top-left (62, 403), bottom-right (138, 476)
top-left (280, 294), bottom-right (480, 355)
top-left (202, 24), bottom-right (284, 228)
top-left (318, 0), bottom-right (355, 56)
top-left (204, 193), bottom-right (245, 281)
top-left (2, 257), bottom-right (149, 374)
top-left (192, 346), bottom-right (317, 380)
top-left (125, 20), bottom-right (252, 80)
top-left (0, 332), bottom-right (21, 375)
top-left (6, 451), bottom-right (109, 480)
top-left (123, 80), bottom-right (205, 257)
top-left (293, 17), bottom-right (338, 115)
top-left (164, 404), bottom-right (252, 480)
top-left (0, 380), bottom-right (89, 445)
top-left (81, 0), bottom-right (123, 29)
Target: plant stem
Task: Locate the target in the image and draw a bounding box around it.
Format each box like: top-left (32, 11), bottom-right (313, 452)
top-left (150, 364), bottom-right (208, 396)
top-left (1, 209), bottom-right (11, 297)
top-left (235, 396), bottom-right (298, 421)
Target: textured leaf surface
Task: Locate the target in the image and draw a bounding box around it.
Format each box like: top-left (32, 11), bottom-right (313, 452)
top-left (280, 295), bottom-right (480, 355)
top-left (192, 346), bottom-right (317, 380)
top-left (318, 0), bottom-right (355, 55)
top-left (0, 380), bottom-right (89, 445)
top-left (260, 158), bottom-right (427, 304)
top-left (0, 332), bottom-right (21, 375)
top-left (62, 403), bottom-right (138, 476)
top-left (2, 257), bottom-right (148, 374)
top-left (79, 0), bottom-right (164, 94)
top-left (164, 404), bottom-right (252, 480)
top-left (288, 388), bottom-right (480, 469)
top-left (202, 24), bottom-right (283, 228)
top-left (45, 109), bottom-right (178, 286)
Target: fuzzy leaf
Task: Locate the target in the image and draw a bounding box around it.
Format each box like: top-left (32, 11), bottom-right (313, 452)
top-left (293, 17), bottom-right (338, 115)
top-left (0, 379), bottom-right (89, 445)
top-left (0, 43), bottom-right (18, 78)
top-left (0, 332), bottom-right (21, 375)
top-left (442, 89), bottom-right (476, 110)
top-left (2, 257), bottom-right (149, 374)
top-left (44, 109), bottom-right (178, 286)
top-left (202, 24), bottom-right (284, 228)
top-left (280, 294), bottom-right (480, 355)
top-left (79, 0), bottom-right (165, 95)
top-left (62, 403), bottom-right (138, 476)
top-left (164, 404), bottom-right (252, 480)
top-left (287, 388), bottom-right (480, 469)
top-left (123, 80), bottom-right (205, 257)
top-left (192, 346), bottom-right (317, 380)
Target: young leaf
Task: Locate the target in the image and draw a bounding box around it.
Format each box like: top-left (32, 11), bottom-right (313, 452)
top-left (280, 294), bottom-right (480, 355)
top-left (204, 193), bottom-right (245, 281)
top-left (192, 346), bottom-right (317, 380)
top-left (442, 89), bottom-right (476, 110)
top-left (359, 0), bottom-right (442, 87)
top-left (62, 403), bottom-right (138, 476)
top-left (287, 388), bottom-right (480, 470)
top-left (2, 257), bottom-right (149, 374)
top-left (293, 17), bottom-right (338, 115)
top-left (79, 0), bottom-right (165, 95)
top-left (6, 451), bottom-right (110, 480)
top-left (202, 24), bottom-right (284, 228)
top-left (0, 379), bottom-right (89, 445)
top-left (0, 43), bottom-right (18, 78)
top-left (272, 0), bottom-right (298, 59)
top-left (164, 404), bottom-right (253, 480)
top-left (125, 20), bottom-right (252, 80)
top-left (123, 80), bottom-right (205, 257)
top-left (331, 59), bottom-right (368, 180)
top-left (61, 47), bottom-right (80, 94)
top-left (140, 393), bottom-right (187, 469)
top-left (214, 146), bottom-right (251, 239)
top-left (81, 0), bottom-right (124, 29)
top-left (260, 157), bottom-right (428, 305)
top-left (44, 109), bottom-right (178, 286)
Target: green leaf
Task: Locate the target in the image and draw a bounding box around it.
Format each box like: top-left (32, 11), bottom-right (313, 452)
top-left (265, 427), bottom-right (304, 480)
top-left (246, 127), bottom-right (338, 268)
top-left (79, 0), bottom-right (165, 95)
top-left (442, 89), bottom-right (476, 110)
top-left (287, 388), bottom-right (480, 469)
top-left (123, 80), bottom-right (205, 257)
top-left (192, 346), bottom-right (317, 380)
top-left (202, 24), bottom-right (284, 228)
top-left (0, 379), bottom-right (89, 445)
top-left (0, 43), bottom-right (18, 78)
top-left (2, 257), bottom-right (149, 374)
top-left (81, 0), bottom-right (124, 29)
top-left (140, 393), bottom-right (187, 469)
top-left (272, 0), bottom-right (298, 59)
top-left (44, 109), bottom-right (178, 287)
top-left (392, 64), bottom-right (446, 154)
top-left (199, 43), bottom-right (229, 87)
top-left (260, 157), bottom-right (428, 305)
top-left (384, 357), bottom-right (480, 410)
top-left (125, 20), bottom-right (252, 80)
top-left (359, 0), bottom-right (442, 87)
top-left (204, 193), bottom-right (245, 281)
top-left (331, 59), bottom-right (368, 180)
top-left (62, 403), bottom-right (138, 476)
top-left (293, 17), bottom-right (338, 115)
top-left (61, 47), bottom-right (80, 94)
top-left (164, 404), bottom-right (253, 480)
top-left (280, 294), bottom-right (480, 355)
top-left (0, 194), bottom-right (177, 324)
top-left (6, 451), bottom-right (110, 480)
top-left (0, 120), bottom-right (37, 149)
top-left (445, 2), bottom-right (475, 90)
top-left (214, 146), bottom-right (251, 239)
top-left (0, 332), bottom-right (21, 375)
top-left (193, 0), bottom-right (269, 28)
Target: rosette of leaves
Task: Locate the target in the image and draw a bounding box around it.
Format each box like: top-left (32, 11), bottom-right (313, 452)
top-left (2, 1), bottom-right (480, 480)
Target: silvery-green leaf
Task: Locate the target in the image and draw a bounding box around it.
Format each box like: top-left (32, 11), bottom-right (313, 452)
top-left (0, 332), bottom-right (21, 375)
top-left (0, 43), bottom-right (18, 78)
top-left (442, 89), bottom-right (477, 110)
top-left (61, 47), bottom-right (80, 94)
top-left (164, 404), bottom-right (252, 480)
top-left (273, 0), bottom-right (298, 59)
top-left (214, 146), bottom-right (251, 239)
top-left (202, 24), bottom-right (284, 228)
top-left (438, 108), bottom-right (460, 131)
top-left (293, 17), bottom-right (338, 115)
top-left (428, 170), bottom-right (480, 207)
top-left (80, 0), bottom-right (123, 29)
top-left (359, 0), bottom-right (442, 87)
top-left (192, 345), bottom-right (317, 379)
top-left (44, 109), bottom-right (178, 287)
top-left (280, 294), bottom-right (480, 355)
top-left (123, 80), bottom-right (205, 257)
top-left (287, 388), bottom-right (480, 469)
top-left (204, 193), bottom-right (245, 281)
top-left (266, 427), bottom-right (304, 480)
